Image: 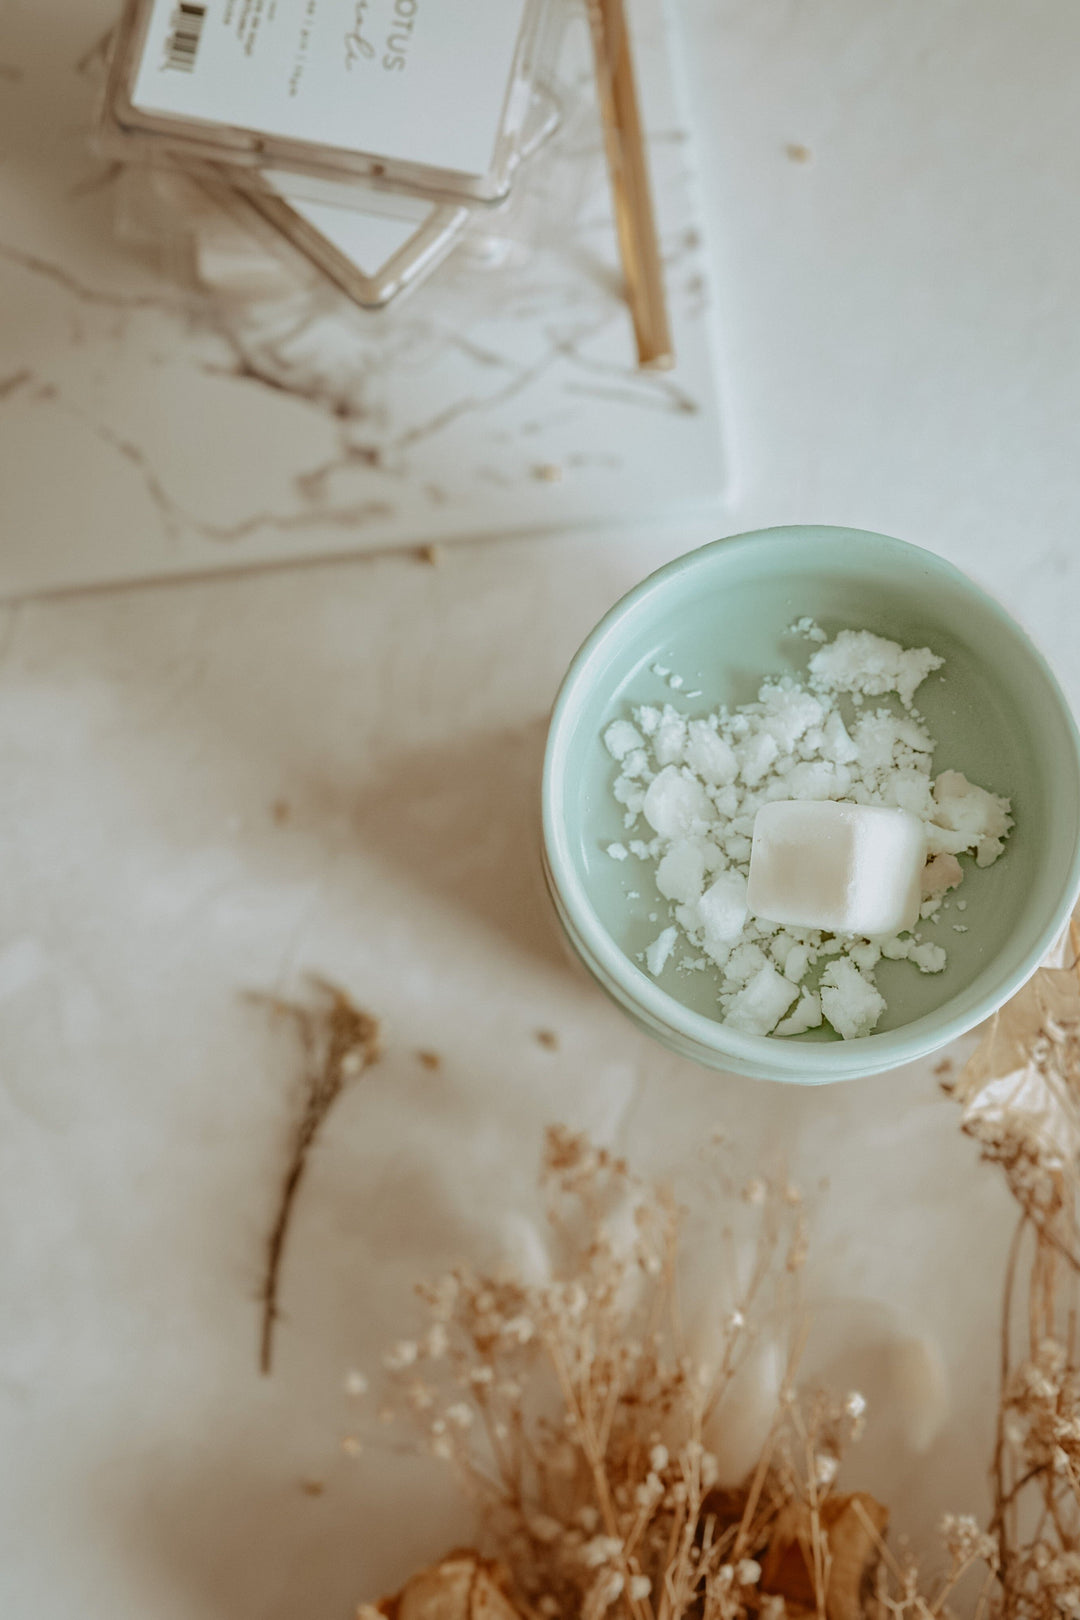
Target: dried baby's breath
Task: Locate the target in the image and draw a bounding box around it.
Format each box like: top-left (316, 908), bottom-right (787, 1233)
top-left (353, 911), bottom-right (1080, 1618)
top-left (356, 1127), bottom-right (889, 1619)
top-left (942, 919), bottom-right (1080, 1616)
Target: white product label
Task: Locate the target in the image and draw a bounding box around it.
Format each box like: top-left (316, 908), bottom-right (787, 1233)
top-left (130, 0), bottom-right (529, 178)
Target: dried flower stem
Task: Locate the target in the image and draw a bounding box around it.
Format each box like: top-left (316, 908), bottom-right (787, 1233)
top-left (253, 979), bottom-right (380, 1374)
top-left (942, 916), bottom-right (1080, 1618)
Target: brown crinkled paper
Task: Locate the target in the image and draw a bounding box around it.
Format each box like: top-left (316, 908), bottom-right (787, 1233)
top-left (759, 1494), bottom-right (888, 1620)
top-left (358, 1552), bottom-right (522, 1620)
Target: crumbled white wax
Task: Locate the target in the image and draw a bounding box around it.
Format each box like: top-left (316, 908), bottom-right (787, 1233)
top-left (602, 625), bottom-right (1013, 1040)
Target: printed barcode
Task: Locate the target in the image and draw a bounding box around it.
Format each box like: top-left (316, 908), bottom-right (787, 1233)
top-left (163, 3), bottom-right (207, 73)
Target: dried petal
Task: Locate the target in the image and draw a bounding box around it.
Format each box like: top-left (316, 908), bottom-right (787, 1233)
top-left (368, 1553), bottom-right (524, 1620)
top-left (761, 1494), bottom-right (888, 1620)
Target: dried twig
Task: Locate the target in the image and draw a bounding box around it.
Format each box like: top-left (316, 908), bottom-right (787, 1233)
top-left (252, 979), bottom-right (380, 1374)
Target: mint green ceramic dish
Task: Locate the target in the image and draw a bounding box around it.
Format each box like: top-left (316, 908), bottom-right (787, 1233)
top-left (541, 526), bottom-right (1080, 1083)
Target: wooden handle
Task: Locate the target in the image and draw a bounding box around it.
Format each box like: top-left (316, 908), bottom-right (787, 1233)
top-left (588, 0), bottom-right (674, 370)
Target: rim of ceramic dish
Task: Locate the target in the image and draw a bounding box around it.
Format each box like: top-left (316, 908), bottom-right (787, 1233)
top-left (541, 525), bottom-right (1080, 1082)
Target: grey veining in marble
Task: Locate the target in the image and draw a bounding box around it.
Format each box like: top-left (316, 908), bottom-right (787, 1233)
top-left (0, 0), bottom-right (725, 596)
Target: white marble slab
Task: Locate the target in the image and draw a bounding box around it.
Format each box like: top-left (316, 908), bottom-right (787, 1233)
top-left (3, 1), bottom-right (1080, 1618)
top-left (0, 0), bottom-right (725, 597)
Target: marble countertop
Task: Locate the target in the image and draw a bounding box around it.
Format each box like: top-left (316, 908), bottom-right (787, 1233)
top-left (0, 0), bottom-right (727, 594)
top-left (4, 2), bottom-right (1080, 1617)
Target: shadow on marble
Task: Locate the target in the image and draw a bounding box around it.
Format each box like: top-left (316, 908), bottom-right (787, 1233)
top-left (0, 3), bottom-right (132, 258)
top-left (105, 1429), bottom-right (466, 1620)
top-left (91, 1054), bottom-right (502, 1618)
top-left (310, 715), bottom-right (574, 975)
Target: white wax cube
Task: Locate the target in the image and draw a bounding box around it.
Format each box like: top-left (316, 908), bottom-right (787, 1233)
top-left (747, 800), bottom-right (926, 936)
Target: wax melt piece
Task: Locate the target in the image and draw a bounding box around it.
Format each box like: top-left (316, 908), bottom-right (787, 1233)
top-left (819, 958), bottom-right (888, 1039)
top-left (642, 767), bottom-right (714, 839)
top-left (747, 800), bottom-right (926, 936)
top-left (697, 870), bottom-right (749, 944)
top-left (725, 963), bottom-right (799, 1035)
top-left (645, 926), bottom-right (678, 976)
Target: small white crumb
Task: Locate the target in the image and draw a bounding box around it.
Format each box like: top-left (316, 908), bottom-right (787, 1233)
top-left (725, 963), bottom-right (799, 1034)
top-left (774, 988), bottom-right (822, 1036)
top-left (656, 839), bottom-right (708, 904)
top-left (952, 924), bottom-right (968, 933)
top-left (820, 959), bottom-right (886, 1039)
top-left (791, 616), bottom-right (828, 642)
top-left (685, 721), bottom-right (737, 785)
top-left (652, 706), bottom-right (688, 766)
top-left (604, 720), bottom-right (644, 761)
top-left (613, 774), bottom-right (646, 815)
top-left (757, 679), bottom-right (825, 751)
top-left (712, 783), bottom-right (739, 817)
top-left (642, 767), bottom-right (714, 838)
top-left (736, 731), bottom-right (780, 786)
top-left (847, 940), bottom-right (881, 974)
top-left (606, 842), bottom-right (629, 861)
top-left (909, 941), bottom-right (947, 973)
top-left (930, 770), bottom-right (1012, 866)
top-left (668, 673), bottom-right (685, 689)
top-left (651, 662), bottom-right (671, 678)
top-left (645, 926), bottom-right (678, 976)
top-left (956, 899), bottom-right (967, 911)
top-left (780, 942), bottom-right (813, 983)
top-left (821, 709), bottom-right (858, 764)
top-left (809, 629), bottom-right (943, 710)
top-left (721, 941), bottom-right (769, 985)
top-left (922, 852), bottom-right (963, 898)
top-left (697, 869), bottom-right (749, 944)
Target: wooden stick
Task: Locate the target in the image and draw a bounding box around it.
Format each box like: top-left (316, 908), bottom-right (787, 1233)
top-left (587, 0), bottom-right (674, 370)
